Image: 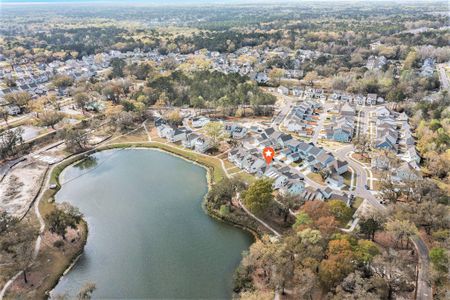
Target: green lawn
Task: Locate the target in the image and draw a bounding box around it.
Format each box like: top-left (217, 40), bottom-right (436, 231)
top-left (343, 171), bottom-right (353, 188)
top-left (307, 172), bottom-right (325, 184)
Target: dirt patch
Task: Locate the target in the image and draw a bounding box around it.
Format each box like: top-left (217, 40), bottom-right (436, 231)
top-left (0, 161), bottom-right (47, 218)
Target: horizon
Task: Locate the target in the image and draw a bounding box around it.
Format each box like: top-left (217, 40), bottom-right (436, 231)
top-left (1, 0), bottom-right (446, 4)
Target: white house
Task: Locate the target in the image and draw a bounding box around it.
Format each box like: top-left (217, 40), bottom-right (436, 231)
top-left (168, 128), bottom-right (188, 143)
top-left (376, 106), bottom-right (391, 118)
top-left (192, 116), bottom-right (210, 128)
top-left (157, 124), bottom-right (174, 138)
top-left (326, 173), bottom-right (345, 189)
top-left (182, 132), bottom-right (200, 148)
top-left (277, 86), bottom-right (289, 95)
top-left (194, 137), bottom-right (211, 153)
top-left (280, 180), bottom-right (305, 196)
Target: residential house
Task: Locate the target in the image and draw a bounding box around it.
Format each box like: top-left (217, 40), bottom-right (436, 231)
top-left (277, 86), bottom-right (289, 95)
top-left (156, 124), bottom-right (174, 138)
top-left (420, 58), bottom-right (435, 77)
top-left (280, 179), bottom-right (305, 196)
top-left (255, 72), bottom-right (269, 84)
top-left (376, 106), bottom-right (391, 118)
top-left (225, 123), bottom-right (248, 139)
top-left (367, 93), bottom-right (377, 105)
top-left (371, 154), bottom-right (391, 170)
top-left (332, 160), bottom-right (349, 175)
top-left (168, 127), bottom-right (189, 143)
top-left (291, 87), bottom-right (304, 97)
top-left (182, 132), bottom-right (200, 148)
top-left (366, 55), bottom-right (387, 70)
top-left (393, 162), bottom-right (421, 182)
top-left (194, 137), bottom-right (212, 153)
top-left (192, 116), bottom-right (210, 128)
top-left (326, 173), bottom-right (345, 189)
top-left (286, 152), bottom-right (301, 164)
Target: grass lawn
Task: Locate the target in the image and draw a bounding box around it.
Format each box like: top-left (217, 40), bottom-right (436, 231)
top-left (108, 127), bottom-right (149, 144)
top-left (352, 197), bottom-right (364, 210)
top-left (235, 172), bottom-right (257, 184)
top-left (307, 172), bottom-right (325, 185)
top-left (343, 171), bottom-right (353, 187)
top-left (351, 153), bottom-right (371, 164)
top-left (372, 179), bottom-right (382, 191)
top-left (227, 166), bottom-right (241, 174)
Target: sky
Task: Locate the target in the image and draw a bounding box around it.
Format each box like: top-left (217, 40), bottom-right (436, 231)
top-left (1, 0), bottom-right (440, 2)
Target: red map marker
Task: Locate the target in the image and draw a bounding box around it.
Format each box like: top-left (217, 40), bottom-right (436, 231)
top-left (262, 146), bottom-right (275, 165)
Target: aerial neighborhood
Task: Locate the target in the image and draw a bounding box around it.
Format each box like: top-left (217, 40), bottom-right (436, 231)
top-left (0, 2), bottom-right (449, 300)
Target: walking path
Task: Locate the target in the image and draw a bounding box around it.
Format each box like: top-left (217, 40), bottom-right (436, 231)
top-left (238, 198), bottom-right (281, 237)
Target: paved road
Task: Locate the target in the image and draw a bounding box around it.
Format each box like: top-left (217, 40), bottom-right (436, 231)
top-left (272, 95), bottom-right (296, 127)
top-left (412, 236), bottom-right (433, 300)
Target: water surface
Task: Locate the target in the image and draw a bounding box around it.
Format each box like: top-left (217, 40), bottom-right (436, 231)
top-left (52, 149), bottom-right (253, 299)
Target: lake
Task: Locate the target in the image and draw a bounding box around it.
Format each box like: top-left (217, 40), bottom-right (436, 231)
top-left (52, 148), bottom-right (253, 299)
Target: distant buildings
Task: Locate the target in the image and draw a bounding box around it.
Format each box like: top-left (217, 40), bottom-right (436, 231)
top-left (420, 58), bottom-right (435, 78)
top-left (373, 106), bottom-right (420, 169)
top-left (284, 100), bottom-right (322, 138)
top-left (366, 55), bottom-right (387, 70)
top-left (325, 103), bottom-right (355, 143)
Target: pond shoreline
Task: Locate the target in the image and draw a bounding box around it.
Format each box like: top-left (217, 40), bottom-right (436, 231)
top-left (42, 143), bottom-right (261, 299)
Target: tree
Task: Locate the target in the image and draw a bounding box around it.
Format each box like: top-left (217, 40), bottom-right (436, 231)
top-left (190, 96), bottom-right (206, 110)
top-left (242, 179), bottom-right (273, 214)
top-left (379, 177), bottom-right (402, 203)
top-left (155, 92), bottom-right (169, 107)
top-left (328, 200), bottom-right (353, 225)
top-left (429, 247), bottom-right (448, 273)
top-left (333, 271), bottom-right (387, 299)
top-left (372, 249), bottom-right (415, 299)
top-left (386, 87), bottom-right (406, 102)
top-left (0, 216), bottom-right (38, 284)
top-left (206, 177), bottom-right (244, 209)
top-left (203, 121), bottom-right (226, 149)
top-left (74, 92), bottom-right (90, 113)
top-left (46, 203), bottom-right (83, 240)
top-left (293, 211), bottom-right (312, 230)
top-left (352, 134), bottom-right (371, 158)
top-left (385, 219), bottom-right (418, 249)
top-left (355, 240), bottom-right (380, 265)
top-left (27, 96), bottom-right (46, 118)
top-left (269, 68), bottom-right (284, 85)
top-left (303, 71), bottom-right (319, 86)
top-left (165, 110), bottom-right (183, 126)
top-left (403, 50), bottom-right (419, 70)
top-left (0, 211), bottom-right (16, 233)
top-left (59, 127), bottom-right (89, 153)
top-left (319, 239), bottom-right (355, 288)
top-left (115, 111), bottom-right (137, 131)
top-left (110, 58), bottom-right (126, 78)
top-left (52, 75), bottom-right (74, 88)
top-left (4, 91), bottom-right (31, 112)
top-left (276, 193), bottom-right (298, 224)
top-left (38, 109), bottom-right (64, 129)
top-left (359, 216), bottom-right (383, 241)
top-left (0, 128), bottom-right (24, 159)
top-left (0, 106), bottom-right (9, 126)
top-left (298, 228), bottom-right (322, 245)
top-left (239, 290), bottom-right (273, 300)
